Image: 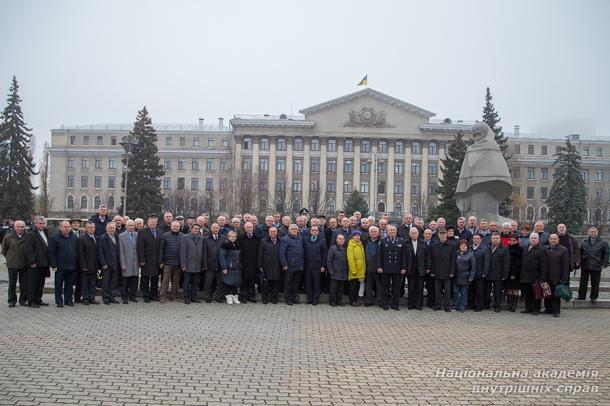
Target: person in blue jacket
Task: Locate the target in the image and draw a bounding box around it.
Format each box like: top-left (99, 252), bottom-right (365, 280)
top-left (452, 239), bottom-right (476, 312)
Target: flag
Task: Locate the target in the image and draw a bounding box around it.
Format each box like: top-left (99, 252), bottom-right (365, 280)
top-left (357, 75), bottom-right (368, 86)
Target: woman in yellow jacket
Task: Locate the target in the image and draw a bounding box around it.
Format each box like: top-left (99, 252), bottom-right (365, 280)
top-left (347, 230), bottom-right (366, 306)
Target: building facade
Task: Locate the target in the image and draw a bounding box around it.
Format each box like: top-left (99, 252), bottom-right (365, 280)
top-left (47, 88), bottom-right (610, 224)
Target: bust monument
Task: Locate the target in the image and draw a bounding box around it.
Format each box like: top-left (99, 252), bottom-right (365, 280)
top-left (455, 121), bottom-right (513, 223)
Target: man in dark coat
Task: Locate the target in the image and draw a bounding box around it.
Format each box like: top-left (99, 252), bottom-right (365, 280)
top-left (331, 217), bottom-right (352, 247)
top-left (422, 229), bottom-right (436, 308)
top-left (137, 215), bottom-right (161, 303)
top-left (396, 212), bottom-right (415, 240)
top-left (578, 226), bottom-right (608, 303)
top-left (24, 216), bottom-right (50, 307)
top-left (77, 221), bottom-right (100, 304)
top-left (279, 224), bottom-right (305, 305)
top-left (97, 222), bottom-right (121, 305)
top-left (89, 204), bottom-right (110, 237)
top-left (302, 225), bottom-right (327, 305)
top-left (488, 233), bottom-right (510, 312)
top-left (376, 225), bottom-right (407, 311)
top-left (364, 226), bottom-right (381, 307)
top-left (203, 223), bottom-right (225, 303)
top-left (48, 221), bottom-right (78, 307)
top-left (556, 223), bottom-right (580, 272)
top-left (258, 226), bottom-right (282, 304)
top-left (159, 221), bottom-right (182, 303)
top-left (542, 234), bottom-right (570, 317)
top-left (471, 233), bottom-right (491, 312)
top-left (520, 232), bottom-right (549, 315)
top-left (405, 227), bottom-right (431, 310)
top-left (180, 224), bottom-right (204, 304)
top-left (430, 228), bottom-right (456, 312)
top-left (238, 222), bottom-right (260, 303)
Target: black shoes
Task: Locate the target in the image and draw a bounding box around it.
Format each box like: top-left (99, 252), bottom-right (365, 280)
top-left (192, 299), bottom-right (201, 303)
top-left (65, 303), bottom-right (74, 307)
top-left (329, 302), bottom-right (337, 307)
top-left (57, 303), bottom-right (64, 308)
top-left (28, 302), bottom-right (40, 308)
top-left (391, 305), bottom-right (400, 311)
top-left (122, 299), bottom-right (129, 304)
top-left (8, 302), bottom-right (16, 308)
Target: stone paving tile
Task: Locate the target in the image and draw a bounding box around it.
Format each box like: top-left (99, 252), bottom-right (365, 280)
top-left (0, 283), bottom-right (608, 405)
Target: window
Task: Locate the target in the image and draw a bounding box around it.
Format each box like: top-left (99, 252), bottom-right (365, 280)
top-left (377, 161), bottom-right (386, 174)
top-left (412, 142), bottom-right (421, 155)
top-left (411, 162), bottom-right (420, 175)
top-left (95, 159), bottom-right (102, 169)
top-left (595, 189), bottom-right (603, 201)
top-left (596, 147), bottom-right (603, 157)
top-left (108, 176), bottom-right (115, 189)
top-left (394, 162), bottom-right (403, 175)
top-left (541, 168), bottom-right (549, 180)
top-left (83, 136), bottom-right (89, 145)
top-left (595, 169), bottom-right (603, 181)
top-left (94, 176), bottom-right (101, 188)
top-left (294, 159), bottom-right (303, 173)
top-left (310, 181), bottom-right (319, 192)
top-left (177, 177), bottom-right (185, 190)
top-left (361, 140), bottom-right (370, 153)
top-left (395, 142), bottom-right (404, 154)
top-left (541, 145), bottom-right (547, 155)
top-left (243, 159), bottom-right (252, 170)
top-left (429, 142), bottom-right (437, 155)
top-left (108, 159), bottom-right (116, 169)
top-left (582, 146), bottom-right (589, 156)
top-left (94, 196), bottom-right (101, 208)
top-left (110, 136), bottom-right (117, 146)
top-left (96, 136), bottom-right (103, 145)
top-left (276, 180), bottom-right (286, 191)
top-left (277, 138), bottom-right (286, 151)
top-left (526, 207), bottom-right (534, 221)
top-left (165, 137), bottom-right (172, 146)
top-left (179, 137), bottom-right (186, 147)
top-left (378, 141), bottom-right (387, 153)
top-left (555, 146), bottom-right (562, 154)
top-left (360, 182), bottom-right (369, 193)
top-left (293, 180), bottom-right (302, 192)
top-left (344, 160), bottom-right (353, 173)
top-left (344, 139), bottom-right (353, 152)
top-left (428, 184), bottom-right (437, 195)
top-left (527, 187), bottom-right (535, 199)
top-left (69, 136), bottom-right (76, 145)
top-left (540, 207), bottom-right (548, 220)
top-left (67, 195), bottom-right (74, 209)
top-left (528, 145), bottom-right (534, 155)
top-left (192, 159), bottom-right (200, 171)
top-left (193, 138), bottom-right (200, 147)
top-left (394, 183), bottom-right (403, 195)
top-left (327, 181), bottom-right (336, 192)
top-left (164, 159), bottom-right (172, 170)
top-left (582, 169), bottom-right (589, 181)
top-left (394, 202), bottom-right (403, 213)
top-left (540, 187), bottom-right (548, 199)
top-left (208, 138), bottom-right (215, 148)
top-left (220, 160), bottom-right (229, 171)
top-left (178, 159), bottom-right (185, 170)
top-left (311, 159), bottom-right (320, 173)
top-left (276, 158), bottom-right (285, 171)
top-left (163, 177), bottom-right (171, 190)
top-left (67, 159), bottom-right (75, 169)
top-left (191, 178), bottom-right (199, 191)
top-left (80, 196), bottom-right (88, 210)
top-left (81, 176), bottom-right (88, 188)
top-left (260, 158), bottom-right (268, 171)
top-left (67, 176), bottom-right (74, 188)
top-left (220, 179), bottom-right (228, 191)
top-left (260, 138), bottom-right (269, 150)
top-left (378, 202), bottom-right (386, 212)
top-left (222, 139), bottom-right (230, 149)
top-left (310, 139), bottom-right (320, 151)
top-left (527, 167), bottom-right (535, 180)
top-left (513, 167), bottom-right (520, 179)
top-left (206, 159), bottom-right (214, 171)
top-left (378, 181), bottom-right (386, 194)
top-left (411, 183), bottom-right (419, 195)
top-left (428, 162), bottom-right (437, 176)
top-left (107, 196), bottom-right (115, 210)
top-left (514, 144), bottom-right (521, 154)
top-left (343, 182), bottom-right (352, 193)
top-left (361, 162), bottom-right (369, 174)
top-left (327, 160), bottom-right (336, 173)
top-left (82, 159), bottom-right (89, 169)
top-left (294, 138), bottom-right (303, 151)
top-left (327, 139), bottom-right (336, 152)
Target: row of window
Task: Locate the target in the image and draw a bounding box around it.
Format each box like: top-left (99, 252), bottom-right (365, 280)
top-left (67, 176), bottom-right (116, 189)
top-left (66, 195), bottom-right (115, 211)
top-left (521, 186), bottom-right (609, 201)
top-left (516, 167), bottom-right (607, 182)
top-left (68, 158), bottom-right (118, 170)
top-left (69, 135), bottom-right (117, 146)
top-left (244, 138), bottom-right (441, 155)
top-left (165, 136), bottom-right (230, 149)
top-left (514, 144), bottom-right (604, 157)
top-left (163, 158), bottom-right (230, 172)
top-left (247, 158), bottom-right (438, 175)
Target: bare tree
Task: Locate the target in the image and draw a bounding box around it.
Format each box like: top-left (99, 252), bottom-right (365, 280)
top-left (36, 142), bottom-right (53, 216)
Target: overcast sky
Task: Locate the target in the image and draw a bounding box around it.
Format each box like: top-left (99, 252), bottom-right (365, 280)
top-left (1, 0), bottom-right (609, 160)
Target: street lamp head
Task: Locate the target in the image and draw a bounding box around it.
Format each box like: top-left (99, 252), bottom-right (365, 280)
top-left (120, 135), bottom-right (138, 155)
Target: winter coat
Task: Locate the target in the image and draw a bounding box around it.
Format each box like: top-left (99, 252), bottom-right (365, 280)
top-left (542, 244), bottom-right (570, 285)
top-left (376, 237), bottom-right (407, 274)
top-left (365, 239), bottom-right (380, 274)
top-left (405, 239), bottom-right (431, 277)
top-left (219, 241), bottom-right (241, 286)
top-left (98, 233), bottom-right (121, 272)
top-left (302, 235), bottom-right (328, 270)
top-left (558, 233), bottom-right (580, 270)
top-left (137, 227), bottom-right (161, 277)
top-left (89, 214), bottom-right (111, 237)
top-left (580, 237), bottom-right (608, 271)
top-left (48, 232), bottom-right (78, 271)
top-left (471, 245), bottom-right (490, 279)
top-left (203, 234), bottom-right (225, 272)
top-left (520, 244), bottom-right (549, 284)
top-left (347, 239), bottom-right (366, 280)
top-left (24, 229), bottom-right (50, 268)
top-left (327, 244), bottom-right (348, 281)
top-left (506, 243), bottom-right (523, 289)
top-left (238, 233), bottom-right (260, 278)
top-left (488, 244), bottom-right (510, 281)
top-left (180, 233), bottom-right (205, 273)
top-left (454, 250), bottom-right (476, 286)
top-left (279, 234), bottom-right (304, 272)
top-left (77, 233), bottom-right (98, 274)
top-left (118, 231), bottom-right (139, 277)
top-left (257, 237), bottom-right (282, 280)
top-left (430, 241), bottom-right (456, 280)
top-left (159, 231), bottom-right (182, 267)
top-left (2, 231), bottom-right (28, 269)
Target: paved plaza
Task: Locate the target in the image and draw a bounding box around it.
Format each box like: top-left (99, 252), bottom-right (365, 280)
top-left (0, 277), bottom-right (608, 406)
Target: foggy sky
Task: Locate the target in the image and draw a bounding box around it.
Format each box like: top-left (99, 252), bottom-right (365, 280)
top-left (1, 0), bottom-right (609, 161)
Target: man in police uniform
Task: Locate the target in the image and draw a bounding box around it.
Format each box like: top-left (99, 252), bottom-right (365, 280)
top-left (376, 225), bottom-right (407, 310)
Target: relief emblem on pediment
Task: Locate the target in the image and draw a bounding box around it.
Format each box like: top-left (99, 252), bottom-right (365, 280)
top-left (343, 107), bottom-right (394, 128)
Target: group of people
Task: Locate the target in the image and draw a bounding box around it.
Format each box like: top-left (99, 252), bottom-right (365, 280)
top-left (2, 205), bottom-right (608, 317)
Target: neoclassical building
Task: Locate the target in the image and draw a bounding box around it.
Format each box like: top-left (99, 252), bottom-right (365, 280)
top-left (48, 88), bottom-right (610, 224)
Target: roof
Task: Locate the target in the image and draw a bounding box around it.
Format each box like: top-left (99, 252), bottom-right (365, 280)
top-left (230, 114), bottom-right (316, 128)
top-left (54, 123), bottom-right (231, 133)
top-left (299, 88), bottom-right (436, 118)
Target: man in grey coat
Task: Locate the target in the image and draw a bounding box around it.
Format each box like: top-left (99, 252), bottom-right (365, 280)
top-left (180, 224), bottom-right (204, 304)
top-left (119, 220), bottom-right (139, 304)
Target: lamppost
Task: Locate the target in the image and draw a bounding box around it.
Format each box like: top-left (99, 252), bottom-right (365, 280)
top-left (119, 135), bottom-right (138, 217)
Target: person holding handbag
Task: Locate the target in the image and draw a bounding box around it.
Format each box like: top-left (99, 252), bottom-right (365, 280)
top-left (542, 234), bottom-right (570, 317)
top-left (520, 233), bottom-right (549, 315)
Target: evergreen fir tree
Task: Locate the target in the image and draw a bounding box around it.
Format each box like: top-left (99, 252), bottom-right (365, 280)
top-left (547, 139), bottom-right (587, 233)
top-left (120, 106), bottom-right (164, 219)
top-left (343, 190), bottom-right (369, 217)
top-left (0, 76), bottom-right (37, 220)
top-left (482, 86), bottom-right (512, 216)
top-left (429, 131), bottom-right (471, 225)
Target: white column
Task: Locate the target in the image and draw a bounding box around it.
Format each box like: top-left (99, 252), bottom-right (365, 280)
top-left (353, 141), bottom-right (361, 193)
top-left (302, 141), bottom-right (310, 209)
top-left (336, 141), bottom-right (344, 209)
top-left (403, 143), bottom-right (412, 212)
top-left (369, 144), bottom-right (378, 211)
top-left (386, 142), bottom-right (395, 211)
top-left (286, 140), bottom-right (293, 211)
top-left (251, 136), bottom-right (259, 209)
top-left (232, 137), bottom-right (242, 213)
top-left (268, 137), bottom-right (276, 209)
top-left (421, 142), bottom-right (429, 211)
top-left (437, 141), bottom-right (446, 182)
top-left (319, 140), bottom-right (327, 211)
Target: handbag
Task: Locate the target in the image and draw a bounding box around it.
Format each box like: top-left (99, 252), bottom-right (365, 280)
top-left (532, 281), bottom-right (544, 300)
top-left (554, 283), bottom-right (573, 302)
top-left (541, 282), bottom-right (553, 298)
